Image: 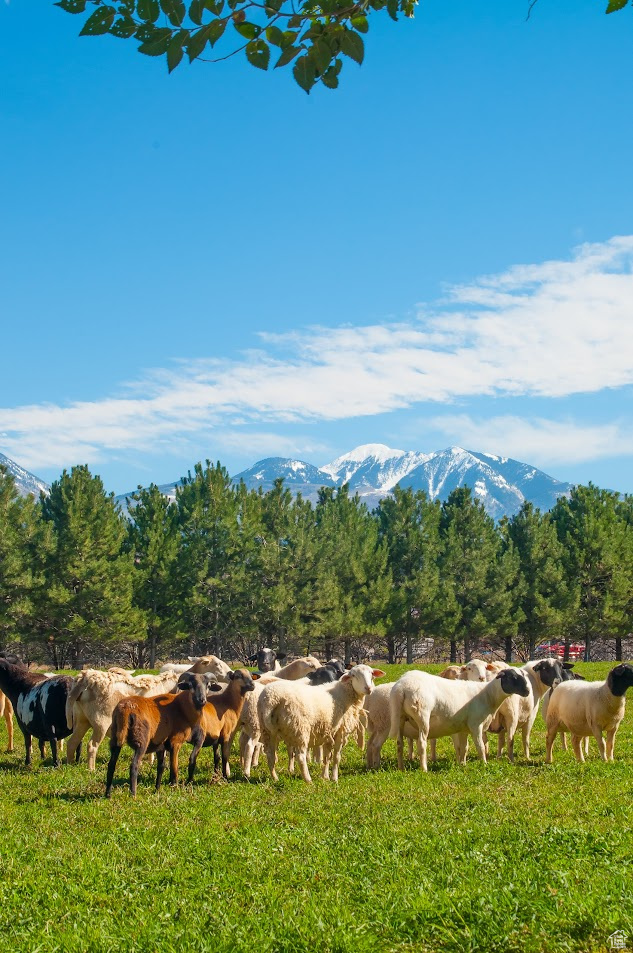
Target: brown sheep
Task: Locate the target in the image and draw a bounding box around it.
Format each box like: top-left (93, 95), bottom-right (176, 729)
top-left (105, 672), bottom-right (208, 798)
top-left (185, 669), bottom-right (258, 783)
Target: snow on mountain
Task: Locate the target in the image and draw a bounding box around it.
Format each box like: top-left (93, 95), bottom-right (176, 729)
top-left (115, 444), bottom-right (572, 518)
top-left (0, 452), bottom-right (49, 499)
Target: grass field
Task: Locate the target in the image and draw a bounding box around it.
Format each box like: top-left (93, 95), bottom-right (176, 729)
top-left (0, 662), bottom-right (632, 953)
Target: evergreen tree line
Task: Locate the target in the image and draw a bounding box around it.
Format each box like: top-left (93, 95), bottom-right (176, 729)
top-left (1, 461), bottom-right (632, 668)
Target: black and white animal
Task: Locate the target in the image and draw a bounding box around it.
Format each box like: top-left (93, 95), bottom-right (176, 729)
top-left (247, 648), bottom-right (287, 673)
top-left (0, 659), bottom-right (74, 766)
top-left (304, 659), bottom-right (348, 686)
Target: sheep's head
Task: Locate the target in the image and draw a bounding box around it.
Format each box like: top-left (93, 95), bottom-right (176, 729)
top-left (228, 669), bottom-right (258, 694)
top-left (460, 659), bottom-right (488, 682)
top-left (341, 664), bottom-right (386, 697)
top-left (176, 672), bottom-right (208, 709)
top-left (608, 663), bottom-right (633, 697)
top-left (496, 668), bottom-right (530, 698)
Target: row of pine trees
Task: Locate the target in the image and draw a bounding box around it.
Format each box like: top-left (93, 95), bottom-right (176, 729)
top-left (1, 461), bottom-right (632, 668)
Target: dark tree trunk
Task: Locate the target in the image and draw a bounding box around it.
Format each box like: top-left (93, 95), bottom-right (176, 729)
top-left (149, 631), bottom-right (157, 669)
top-left (505, 636), bottom-right (513, 664)
top-left (464, 635), bottom-right (471, 663)
top-left (324, 640), bottom-right (333, 661)
top-left (563, 639), bottom-right (570, 663)
top-left (344, 639), bottom-right (351, 665)
top-left (450, 639), bottom-right (457, 664)
top-left (616, 636), bottom-right (622, 661)
top-left (406, 633), bottom-right (413, 665)
top-left (584, 634), bottom-right (591, 663)
top-left (528, 636), bottom-right (536, 660)
top-left (387, 636), bottom-right (395, 665)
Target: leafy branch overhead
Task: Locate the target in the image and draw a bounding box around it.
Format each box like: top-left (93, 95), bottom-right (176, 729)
top-left (54, 0), bottom-right (414, 91)
top-left (55, 0), bottom-right (632, 92)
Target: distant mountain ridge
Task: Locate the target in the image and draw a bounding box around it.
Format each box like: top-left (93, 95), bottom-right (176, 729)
top-left (0, 452), bottom-right (50, 499)
top-left (118, 444), bottom-right (571, 518)
top-left (0, 444), bottom-right (572, 518)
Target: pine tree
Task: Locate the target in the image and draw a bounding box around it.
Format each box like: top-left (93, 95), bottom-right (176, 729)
top-left (312, 486), bottom-right (391, 663)
top-left (127, 484), bottom-right (180, 667)
top-left (377, 486), bottom-right (442, 663)
top-left (551, 484), bottom-right (630, 661)
top-left (0, 467), bottom-right (52, 647)
top-left (438, 487), bottom-right (500, 662)
top-left (502, 502), bottom-right (569, 659)
top-left (40, 465), bottom-right (143, 667)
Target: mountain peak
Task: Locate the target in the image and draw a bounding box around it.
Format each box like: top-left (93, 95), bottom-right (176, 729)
top-left (326, 443), bottom-right (406, 466)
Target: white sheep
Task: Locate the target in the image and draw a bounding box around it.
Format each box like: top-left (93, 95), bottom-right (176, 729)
top-left (159, 655), bottom-right (232, 677)
top-left (258, 664), bottom-right (385, 783)
top-left (390, 668), bottom-right (530, 771)
top-left (545, 663), bottom-right (633, 763)
top-left (486, 659), bottom-right (571, 762)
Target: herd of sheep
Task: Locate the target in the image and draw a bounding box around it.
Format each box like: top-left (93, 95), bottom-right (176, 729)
top-left (0, 648), bottom-right (631, 796)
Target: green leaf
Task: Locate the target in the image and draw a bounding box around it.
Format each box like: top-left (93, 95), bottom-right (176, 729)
top-left (167, 30), bottom-right (188, 70)
top-left (189, 0), bottom-right (204, 24)
top-left (245, 38), bottom-right (270, 70)
top-left (265, 0), bottom-right (283, 11)
top-left (160, 0), bottom-right (186, 25)
top-left (110, 14), bottom-right (138, 36)
top-left (350, 14), bottom-right (368, 33)
top-left (606, 0), bottom-right (629, 10)
top-left (79, 5), bottom-right (116, 34)
top-left (340, 29), bottom-right (363, 64)
top-left (274, 44), bottom-right (301, 68)
top-left (204, 0), bottom-right (224, 11)
top-left (234, 20), bottom-right (261, 39)
top-left (137, 0), bottom-right (160, 21)
top-left (187, 23), bottom-right (211, 59)
top-left (311, 38), bottom-right (333, 74)
top-left (320, 61), bottom-right (340, 89)
top-left (207, 17), bottom-right (226, 45)
top-left (265, 24), bottom-right (284, 47)
top-left (54, 0), bottom-right (87, 14)
top-left (386, 0), bottom-right (398, 20)
top-left (293, 53), bottom-right (316, 92)
top-left (138, 26), bottom-right (173, 54)
top-left (287, 15), bottom-right (302, 27)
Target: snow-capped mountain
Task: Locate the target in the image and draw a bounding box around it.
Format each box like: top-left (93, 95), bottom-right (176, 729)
top-left (0, 452), bottom-right (50, 499)
top-left (234, 458), bottom-right (336, 497)
top-left (233, 445), bottom-right (571, 517)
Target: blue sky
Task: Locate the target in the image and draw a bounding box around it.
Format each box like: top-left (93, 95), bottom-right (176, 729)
top-left (1, 0), bottom-right (632, 494)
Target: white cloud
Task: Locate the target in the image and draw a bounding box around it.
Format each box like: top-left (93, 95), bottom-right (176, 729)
top-left (425, 414), bottom-right (633, 467)
top-left (2, 235), bottom-right (633, 470)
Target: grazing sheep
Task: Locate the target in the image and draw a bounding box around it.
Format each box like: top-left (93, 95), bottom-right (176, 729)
top-left (487, 659), bottom-right (575, 761)
top-left (65, 669), bottom-right (182, 769)
top-left (390, 668), bottom-right (530, 771)
top-left (545, 663), bottom-right (633, 763)
top-left (0, 690), bottom-right (14, 752)
top-left (185, 669), bottom-right (257, 782)
top-left (159, 656), bottom-right (232, 678)
top-left (0, 659), bottom-right (73, 766)
top-left (258, 664), bottom-right (386, 783)
top-left (541, 669), bottom-right (588, 755)
top-left (105, 672), bottom-right (208, 797)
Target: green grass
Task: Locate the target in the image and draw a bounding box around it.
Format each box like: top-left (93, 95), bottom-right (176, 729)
top-left (0, 662), bottom-right (631, 953)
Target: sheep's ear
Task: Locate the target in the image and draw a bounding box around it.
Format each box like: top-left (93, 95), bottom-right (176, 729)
top-left (486, 664), bottom-right (496, 671)
top-left (207, 684), bottom-right (223, 693)
top-left (345, 663), bottom-right (354, 670)
top-left (562, 662), bottom-right (575, 669)
top-left (495, 671), bottom-right (505, 680)
top-left (276, 652), bottom-right (287, 661)
top-left (340, 673), bottom-right (351, 682)
top-left (372, 669), bottom-right (386, 678)
top-left (228, 671), bottom-right (235, 680)
top-left (251, 672), bottom-right (260, 680)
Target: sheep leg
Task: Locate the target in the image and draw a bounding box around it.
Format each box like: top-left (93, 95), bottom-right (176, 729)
top-left (39, 739), bottom-right (47, 761)
top-left (606, 728), bottom-right (617, 761)
top-left (22, 731), bottom-right (32, 766)
top-left (367, 725), bottom-right (390, 770)
top-left (471, 727), bottom-right (487, 764)
top-left (591, 727), bottom-right (607, 761)
top-left (429, 739), bottom-right (437, 763)
top-left (521, 723), bottom-right (531, 761)
top-left (130, 746), bottom-right (145, 796)
top-left (156, 748), bottom-right (167, 788)
top-left (560, 730), bottom-right (568, 751)
top-left (86, 723), bottom-right (110, 772)
top-left (496, 728), bottom-right (505, 759)
top-left (50, 735), bottom-right (60, 767)
top-left (407, 737), bottom-right (414, 761)
top-left (241, 734), bottom-right (257, 779)
top-left (4, 703), bottom-right (14, 752)
top-left (417, 728), bottom-right (429, 772)
top-left (571, 734), bottom-right (586, 764)
top-left (212, 741), bottom-right (221, 776)
top-left (331, 740), bottom-right (344, 783)
top-left (287, 749), bottom-right (296, 774)
top-left (506, 731), bottom-right (516, 764)
top-left (221, 738), bottom-right (232, 779)
top-left (264, 736), bottom-right (279, 781)
top-left (584, 736), bottom-right (590, 757)
top-left (298, 749), bottom-right (312, 783)
top-left (187, 737), bottom-right (204, 784)
top-left (66, 715), bottom-right (90, 766)
top-left (168, 742), bottom-right (182, 786)
top-left (545, 725), bottom-right (558, 764)
top-left (105, 745), bottom-right (121, 798)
